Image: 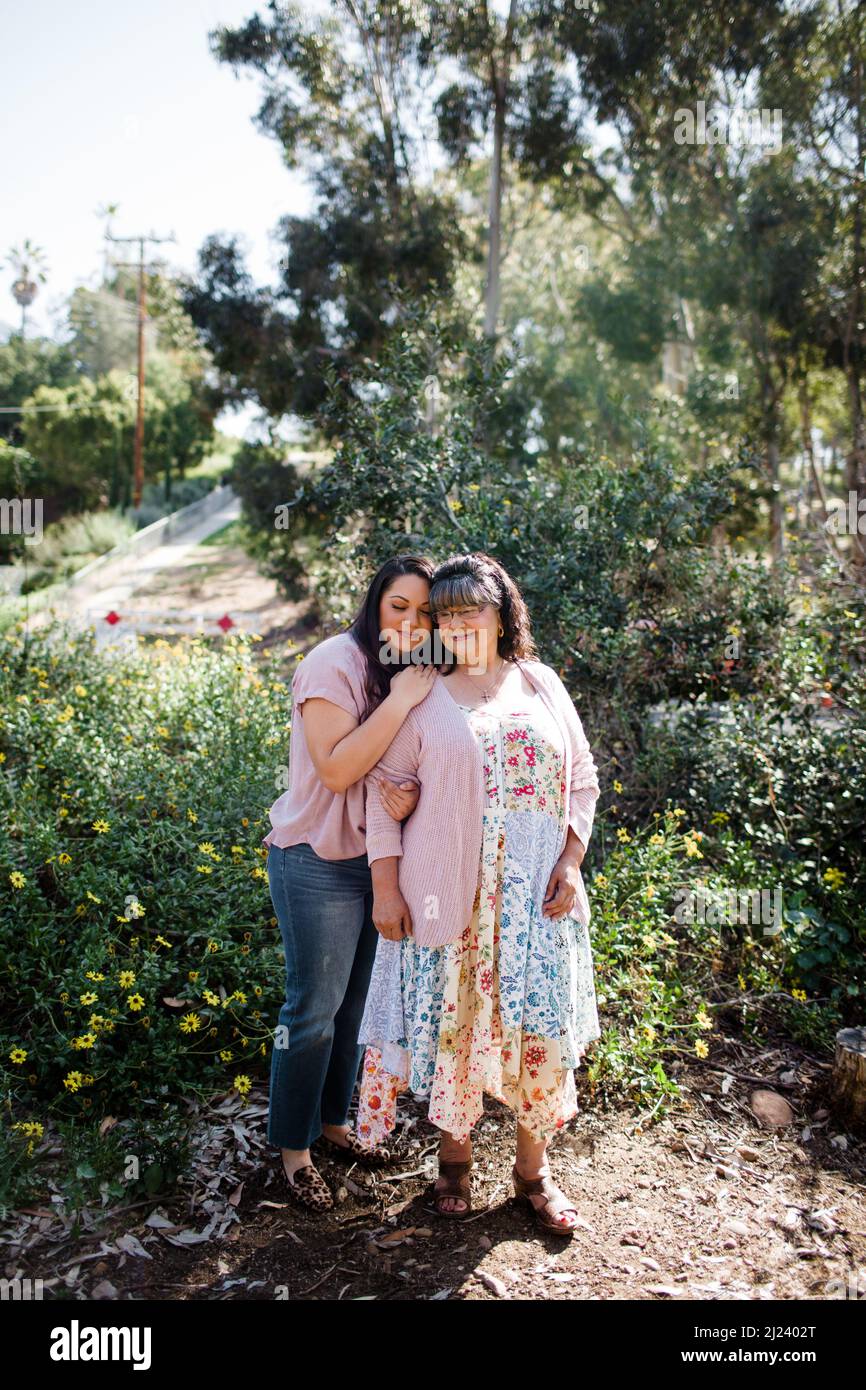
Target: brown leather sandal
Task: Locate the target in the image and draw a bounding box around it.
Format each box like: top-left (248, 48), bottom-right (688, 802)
top-left (428, 1159), bottom-right (473, 1219)
top-left (278, 1156), bottom-right (334, 1212)
top-left (315, 1127), bottom-right (394, 1168)
top-left (512, 1164), bottom-right (579, 1237)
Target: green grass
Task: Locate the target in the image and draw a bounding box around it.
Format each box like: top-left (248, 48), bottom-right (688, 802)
top-left (186, 435), bottom-right (241, 482)
top-left (200, 520), bottom-right (242, 547)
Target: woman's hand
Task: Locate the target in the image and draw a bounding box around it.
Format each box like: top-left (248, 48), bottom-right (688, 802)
top-left (377, 776), bottom-right (419, 821)
top-left (389, 662), bottom-right (436, 712)
top-left (372, 885), bottom-right (414, 941)
top-left (542, 834), bottom-right (586, 918)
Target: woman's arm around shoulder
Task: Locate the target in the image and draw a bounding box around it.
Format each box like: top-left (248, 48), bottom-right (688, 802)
top-left (363, 705), bottom-right (423, 865)
top-left (298, 640), bottom-right (435, 793)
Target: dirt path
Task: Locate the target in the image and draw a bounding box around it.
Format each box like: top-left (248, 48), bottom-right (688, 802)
top-left (8, 1035), bottom-right (865, 1302)
top-left (125, 530), bottom-right (311, 646)
top-left (41, 527), bottom-right (321, 656)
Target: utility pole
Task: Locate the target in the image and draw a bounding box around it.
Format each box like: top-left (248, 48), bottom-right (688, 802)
top-left (105, 230), bottom-right (175, 508)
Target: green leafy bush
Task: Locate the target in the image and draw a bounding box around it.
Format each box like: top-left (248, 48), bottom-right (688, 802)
top-left (0, 625), bottom-right (292, 1159)
top-left (586, 810), bottom-right (844, 1111)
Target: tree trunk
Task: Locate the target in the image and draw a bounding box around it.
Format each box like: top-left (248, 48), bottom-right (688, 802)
top-left (483, 0), bottom-right (519, 343)
top-left (763, 371), bottom-right (784, 562)
top-left (798, 374), bottom-right (840, 545)
top-left (768, 434), bottom-right (784, 562)
top-left (831, 1027), bottom-right (866, 1131)
top-left (845, 364), bottom-right (866, 567)
top-left (844, 39), bottom-right (866, 569)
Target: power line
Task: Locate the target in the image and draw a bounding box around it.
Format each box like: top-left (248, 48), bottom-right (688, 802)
top-left (0, 402), bottom-right (100, 413)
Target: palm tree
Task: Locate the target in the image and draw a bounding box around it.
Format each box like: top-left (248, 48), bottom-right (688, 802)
top-left (6, 240), bottom-right (49, 337)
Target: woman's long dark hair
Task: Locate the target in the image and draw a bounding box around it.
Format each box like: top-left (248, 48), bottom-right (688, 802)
top-left (348, 553), bottom-right (436, 715)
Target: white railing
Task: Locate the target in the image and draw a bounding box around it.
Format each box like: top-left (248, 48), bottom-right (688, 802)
top-left (61, 483), bottom-right (236, 596)
top-left (76, 606), bottom-right (258, 650)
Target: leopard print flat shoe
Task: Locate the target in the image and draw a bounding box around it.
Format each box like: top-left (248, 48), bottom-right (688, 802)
top-left (278, 1157), bottom-right (334, 1212)
top-left (315, 1127), bottom-right (394, 1168)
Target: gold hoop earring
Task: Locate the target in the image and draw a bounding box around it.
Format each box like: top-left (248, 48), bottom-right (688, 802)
top-left (498, 624), bottom-right (504, 637)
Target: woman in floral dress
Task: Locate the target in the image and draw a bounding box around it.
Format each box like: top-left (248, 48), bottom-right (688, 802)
top-left (357, 553), bottom-right (601, 1236)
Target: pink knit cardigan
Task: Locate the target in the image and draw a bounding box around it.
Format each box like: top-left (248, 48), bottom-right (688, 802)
top-left (364, 660), bottom-right (601, 947)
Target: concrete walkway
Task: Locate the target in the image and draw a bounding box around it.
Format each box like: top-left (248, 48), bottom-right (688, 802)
top-left (62, 492), bottom-right (241, 617)
top-left (43, 488), bottom-right (242, 624)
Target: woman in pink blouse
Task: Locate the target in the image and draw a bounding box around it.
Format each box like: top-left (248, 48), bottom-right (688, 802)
top-left (356, 553), bottom-right (602, 1237)
top-left (262, 555), bottom-right (439, 1212)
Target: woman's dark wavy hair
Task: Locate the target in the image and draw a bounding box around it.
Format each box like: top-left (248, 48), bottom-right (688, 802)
top-left (428, 552), bottom-right (538, 667)
top-left (348, 553), bottom-right (436, 715)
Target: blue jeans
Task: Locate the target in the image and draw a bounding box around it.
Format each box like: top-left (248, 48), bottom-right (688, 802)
top-left (266, 841), bottom-right (378, 1150)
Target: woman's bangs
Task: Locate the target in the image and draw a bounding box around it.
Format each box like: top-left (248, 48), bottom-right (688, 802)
top-left (429, 574), bottom-right (489, 615)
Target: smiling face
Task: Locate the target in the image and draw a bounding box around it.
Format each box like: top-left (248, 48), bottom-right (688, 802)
top-left (378, 572), bottom-right (433, 655)
top-left (433, 596), bottom-right (500, 669)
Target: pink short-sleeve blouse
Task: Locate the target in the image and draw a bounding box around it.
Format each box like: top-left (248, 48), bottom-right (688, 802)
top-left (262, 631), bottom-right (371, 860)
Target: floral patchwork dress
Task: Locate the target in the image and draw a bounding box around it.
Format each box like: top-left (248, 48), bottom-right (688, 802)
top-left (355, 695), bottom-right (601, 1146)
